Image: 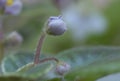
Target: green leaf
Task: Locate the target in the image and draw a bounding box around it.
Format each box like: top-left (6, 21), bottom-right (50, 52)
top-left (46, 78), bottom-right (62, 81)
top-left (1, 52), bottom-right (53, 79)
top-left (47, 47), bottom-right (120, 81)
top-left (2, 52), bottom-right (34, 73)
top-left (62, 47), bottom-right (120, 81)
top-left (0, 76), bottom-right (33, 81)
top-left (2, 47), bottom-right (120, 81)
top-left (66, 61), bottom-right (120, 81)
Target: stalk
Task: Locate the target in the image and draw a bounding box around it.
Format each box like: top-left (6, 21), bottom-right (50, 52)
top-left (38, 57), bottom-right (59, 64)
top-left (34, 31), bottom-right (46, 64)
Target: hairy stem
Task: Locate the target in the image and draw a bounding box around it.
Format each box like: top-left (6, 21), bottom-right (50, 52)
top-left (34, 31), bottom-right (46, 64)
top-left (34, 22), bottom-right (60, 65)
top-left (38, 57), bottom-right (59, 64)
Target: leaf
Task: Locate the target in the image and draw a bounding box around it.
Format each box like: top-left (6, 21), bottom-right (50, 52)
top-left (65, 60), bottom-right (120, 81)
top-left (46, 47), bottom-right (120, 81)
top-left (96, 73), bottom-right (120, 81)
top-left (16, 62), bottom-right (34, 72)
top-left (18, 62), bottom-right (53, 79)
top-left (46, 78), bottom-right (62, 81)
top-left (1, 52), bottom-right (53, 79)
top-left (57, 47), bottom-right (120, 68)
top-left (0, 76), bottom-right (33, 81)
top-left (2, 52), bottom-right (34, 73)
top-left (2, 47), bottom-right (120, 81)
top-left (62, 47), bottom-right (120, 81)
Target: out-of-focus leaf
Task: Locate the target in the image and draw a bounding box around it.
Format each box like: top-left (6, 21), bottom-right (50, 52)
top-left (96, 73), bottom-right (120, 81)
top-left (1, 52), bottom-right (53, 79)
top-left (0, 76), bottom-right (33, 81)
top-left (46, 78), bottom-right (61, 81)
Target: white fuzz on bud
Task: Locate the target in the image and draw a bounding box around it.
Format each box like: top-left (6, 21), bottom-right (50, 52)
top-left (4, 0), bottom-right (22, 15)
top-left (46, 16), bottom-right (67, 36)
top-left (55, 62), bottom-right (70, 76)
top-left (5, 31), bottom-right (23, 48)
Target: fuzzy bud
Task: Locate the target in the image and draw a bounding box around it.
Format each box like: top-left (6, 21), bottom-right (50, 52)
top-left (46, 16), bottom-right (67, 36)
top-left (55, 62), bottom-right (70, 76)
top-left (5, 31), bottom-right (23, 48)
top-left (4, 0), bottom-right (22, 15)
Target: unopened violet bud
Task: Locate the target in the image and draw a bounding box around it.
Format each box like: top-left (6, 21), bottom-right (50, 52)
top-left (46, 16), bottom-right (67, 36)
top-left (4, 0), bottom-right (22, 15)
top-left (5, 31), bottom-right (23, 48)
top-left (55, 62), bottom-right (70, 76)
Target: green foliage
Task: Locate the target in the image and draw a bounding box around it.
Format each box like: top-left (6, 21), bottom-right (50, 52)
top-left (0, 0), bottom-right (120, 81)
top-left (0, 76), bottom-right (33, 81)
top-left (1, 52), bottom-right (53, 79)
top-left (1, 47), bottom-right (120, 81)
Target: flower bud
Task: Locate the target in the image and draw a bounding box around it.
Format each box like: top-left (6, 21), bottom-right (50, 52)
top-left (46, 16), bottom-right (67, 36)
top-left (4, 0), bottom-right (22, 15)
top-left (55, 62), bottom-right (70, 76)
top-left (5, 31), bottom-right (23, 48)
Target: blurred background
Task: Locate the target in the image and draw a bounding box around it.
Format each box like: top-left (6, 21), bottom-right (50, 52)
top-left (3, 0), bottom-right (120, 54)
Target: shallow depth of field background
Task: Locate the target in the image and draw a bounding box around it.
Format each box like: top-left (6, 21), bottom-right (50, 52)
top-left (5, 0), bottom-right (120, 54)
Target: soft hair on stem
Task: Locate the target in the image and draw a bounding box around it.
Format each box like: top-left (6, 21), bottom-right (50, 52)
top-left (38, 57), bottom-right (59, 64)
top-left (33, 16), bottom-right (63, 65)
top-left (34, 31), bottom-right (46, 64)
top-left (33, 31), bottom-right (59, 65)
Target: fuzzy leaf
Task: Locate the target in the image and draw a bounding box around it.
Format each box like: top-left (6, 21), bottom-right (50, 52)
top-left (46, 47), bottom-right (120, 81)
top-left (1, 52), bottom-right (53, 79)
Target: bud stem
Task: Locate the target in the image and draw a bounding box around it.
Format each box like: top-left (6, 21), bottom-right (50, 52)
top-left (34, 20), bottom-right (60, 65)
top-left (34, 31), bottom-right (46, 64)
top-left (38, 57), bottom-right (59, 64)
top-left (34, 31), bottom-right (59, 65)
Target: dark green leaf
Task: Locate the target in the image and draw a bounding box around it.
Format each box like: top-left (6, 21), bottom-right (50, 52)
top-left (0, 76), bottom-right (33, 81)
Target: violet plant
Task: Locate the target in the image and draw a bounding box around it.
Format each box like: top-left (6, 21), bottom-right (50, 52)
top-left (0, 0), bottom-right (70, 80)
top-left (33, 15), bottom-right (70, 76)
top-left (0, 0), bottom-right (120, 81)
top-left (14, 15), bottom-right (70, 80)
